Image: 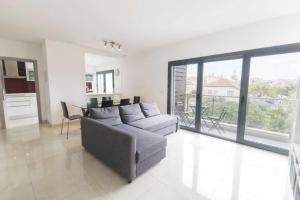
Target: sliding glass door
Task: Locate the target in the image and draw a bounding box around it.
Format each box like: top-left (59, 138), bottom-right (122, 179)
top-left (243, 52), bottom-right (300, 151)
top-left (201, 58), bottom-right (242, 140)
top-left (170, 63), bottom-right (199, 130)
top-left (168, 44), bottom-right (300, 154)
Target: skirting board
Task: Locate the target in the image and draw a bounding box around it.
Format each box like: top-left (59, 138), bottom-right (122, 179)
top-left (47, 119), bottom-right (81, 128)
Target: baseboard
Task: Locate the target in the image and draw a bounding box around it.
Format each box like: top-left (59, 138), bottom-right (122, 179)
top-left (46, 119), bottom-right (81, 128)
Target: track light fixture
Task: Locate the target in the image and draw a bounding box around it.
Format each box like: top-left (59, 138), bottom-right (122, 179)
top-left (104, 40), bottom-right (122, 51)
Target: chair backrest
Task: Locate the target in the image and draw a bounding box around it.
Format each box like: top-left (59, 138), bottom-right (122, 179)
top-left (120, 98), bottom-right (130, 106)
top-left (81, 108), bottom-right (88, 116)
top-left (101, 100), bottom-right (113, 107)
top-left (87, 98), bottom-right (98, 108)
top-left (133, 96), bottom-right (140, 104)
top-left (219, 107), bottom-right (227, 120)
top-left (61, 101), bottom-right (69, 118)
top-left (102, 96), bottom-right (111, 101)
top-left (201, 106), bottom-right (208, 116)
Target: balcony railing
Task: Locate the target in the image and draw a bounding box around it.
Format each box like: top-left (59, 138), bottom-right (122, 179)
top-left (173, 93), bottom-right (296, 136)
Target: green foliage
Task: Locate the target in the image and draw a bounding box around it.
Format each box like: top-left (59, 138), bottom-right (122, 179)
top-left (185, 81), bottom-right (297, 135)
top-left (249, 81), bottom-right (296, 98)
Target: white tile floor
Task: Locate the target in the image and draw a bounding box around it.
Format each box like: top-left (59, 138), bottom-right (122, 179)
top-left (0, 122), bottom-right (291, 200)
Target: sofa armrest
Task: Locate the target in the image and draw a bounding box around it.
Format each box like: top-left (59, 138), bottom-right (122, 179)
top-left (81, 117), bottom-right (137, 181)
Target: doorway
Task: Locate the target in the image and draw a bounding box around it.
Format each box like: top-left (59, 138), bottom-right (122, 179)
top-left (0, 57), bottom-right (42, 129)
top-left (201, 58), bottom-right (243, 140)
top-left (168, 43), bottom-right (300, 155)
top-left (170, 63), bottom-right (199, 130)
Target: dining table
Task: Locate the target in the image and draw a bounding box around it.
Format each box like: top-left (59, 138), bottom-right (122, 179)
top-left (72, 102), bottom-right (130, 116)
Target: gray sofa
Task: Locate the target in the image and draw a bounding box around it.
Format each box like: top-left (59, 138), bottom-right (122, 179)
top-left (81, 102), bottom-right (178, 182)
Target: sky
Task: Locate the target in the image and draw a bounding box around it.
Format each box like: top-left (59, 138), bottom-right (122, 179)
top-left (186, 52), bottom-right (300, 81)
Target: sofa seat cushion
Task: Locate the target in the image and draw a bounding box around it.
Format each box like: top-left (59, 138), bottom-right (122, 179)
top-left (127, 115), bottom-right (178, 132)
top-left (140, 102), bottom-right (161, 117)
top-left (119, 104), bottom-right (145, 123)
top-left (114, 124), bottom-right (166, 163)
top-left (89, 106), bottom-right (122, 126)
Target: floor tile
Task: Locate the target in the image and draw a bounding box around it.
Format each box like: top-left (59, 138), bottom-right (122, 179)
top-left (0, 123), bottom-right (290, 200)
top-left (0, 183), bottom-right (36, 200)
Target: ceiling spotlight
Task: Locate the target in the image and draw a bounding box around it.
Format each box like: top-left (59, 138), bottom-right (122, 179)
top-left (103, 40), bottom-right (122, 51)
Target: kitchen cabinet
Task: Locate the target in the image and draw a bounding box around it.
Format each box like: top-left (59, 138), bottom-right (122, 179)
top-left (5, 93), bottom-right (38, 119)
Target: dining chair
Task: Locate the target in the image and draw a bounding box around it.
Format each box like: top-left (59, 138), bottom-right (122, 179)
top-left (102, 96), bottom-right (112, 101)
top-left (87, 98), bottom-right (98, 108)
top-left (101, 100), bottom-right (113, 107)
top-left (120, 98), bottom-right (130, 106)
top-left (207, 107), bottom-right (227, 134)
top-left (133, 96), bottom-right (141, 104)
top-left (175, 103), bottom-right (193, 127)
top-left (60, 101), bottom-right (82, 139)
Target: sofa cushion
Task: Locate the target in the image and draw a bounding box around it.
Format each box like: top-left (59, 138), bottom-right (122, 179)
top-left (114, 124), bottom-right (166, 163)
top-left (140, 102), bottom-right (161, 117)
top-left (127, 114), bottom-right (178, 132)
top-left (119, 104), bottom-right (145, 123)
top-left (89, 106), bottom-right (122, 126)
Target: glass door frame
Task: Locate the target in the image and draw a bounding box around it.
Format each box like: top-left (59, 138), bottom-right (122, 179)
top-left (167, 43), bottom-right (300, 155)
top-left (201, 55), bottom-right (243, 142)
top-left (168, 60), bottom-right (202, 132)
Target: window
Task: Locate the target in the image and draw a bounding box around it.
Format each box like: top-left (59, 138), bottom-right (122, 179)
top-left (168, 43), bottom-right (300, 155)
top-left (96, 70), bottom-right (114, 93)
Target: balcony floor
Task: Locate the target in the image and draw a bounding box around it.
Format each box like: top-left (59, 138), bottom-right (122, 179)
top-left (180, 120), bottom-right (289, 150)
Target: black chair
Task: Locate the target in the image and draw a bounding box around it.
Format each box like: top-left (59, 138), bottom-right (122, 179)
top-left (207, 107), bottom-right (227, 134)
top-left (200, 106), bottom-right (210, 130)
top-left (120, 98), bottom-right (130, 106)
top-left (87, 98), bottom-right (98, 108)
top-left (81, 108), bottom-right (89, 117)
top-left (60, 101), bottom-right (82, 139)
top-left (101, 100), bottom-right (113, 107)
top-left (133, 96), bottom-right (140, 104)
top-left (175, 102), bottom-right (191, 127)
top-left (102, 96), bottom-right (112, 101)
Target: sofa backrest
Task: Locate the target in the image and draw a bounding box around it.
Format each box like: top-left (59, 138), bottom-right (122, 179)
top-left (89, 106), bottom-right (122, 126)
top-left (140, 102), bottom-right (161, 117)
top-left (119, 104), bottom-right (145, 123)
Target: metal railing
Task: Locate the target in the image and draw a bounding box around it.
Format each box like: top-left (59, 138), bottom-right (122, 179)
top-left (174, 93), bottom-right (296, 135)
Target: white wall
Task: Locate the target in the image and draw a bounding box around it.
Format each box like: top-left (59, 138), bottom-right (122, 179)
top-left (0, 38), bottom-right (48, 121)
top-left (44, 40), bottom-right (130, 125)
top-left (126, 12), bottom-right (300, 113)
top-left (44, 40), bottom-right (86, 125)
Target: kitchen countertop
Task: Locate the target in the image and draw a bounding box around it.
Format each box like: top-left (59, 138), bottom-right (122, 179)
top-left (86, 93), bottom-right (121, 96)
top-left (5, 93), bottom-right (36, 97)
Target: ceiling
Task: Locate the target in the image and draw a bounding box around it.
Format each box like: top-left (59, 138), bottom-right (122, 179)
top-left (1, 0), bottom-right (300, 54)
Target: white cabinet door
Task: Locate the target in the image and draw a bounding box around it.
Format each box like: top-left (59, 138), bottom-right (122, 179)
top-left (5, 95), bottom-right (37, 118)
